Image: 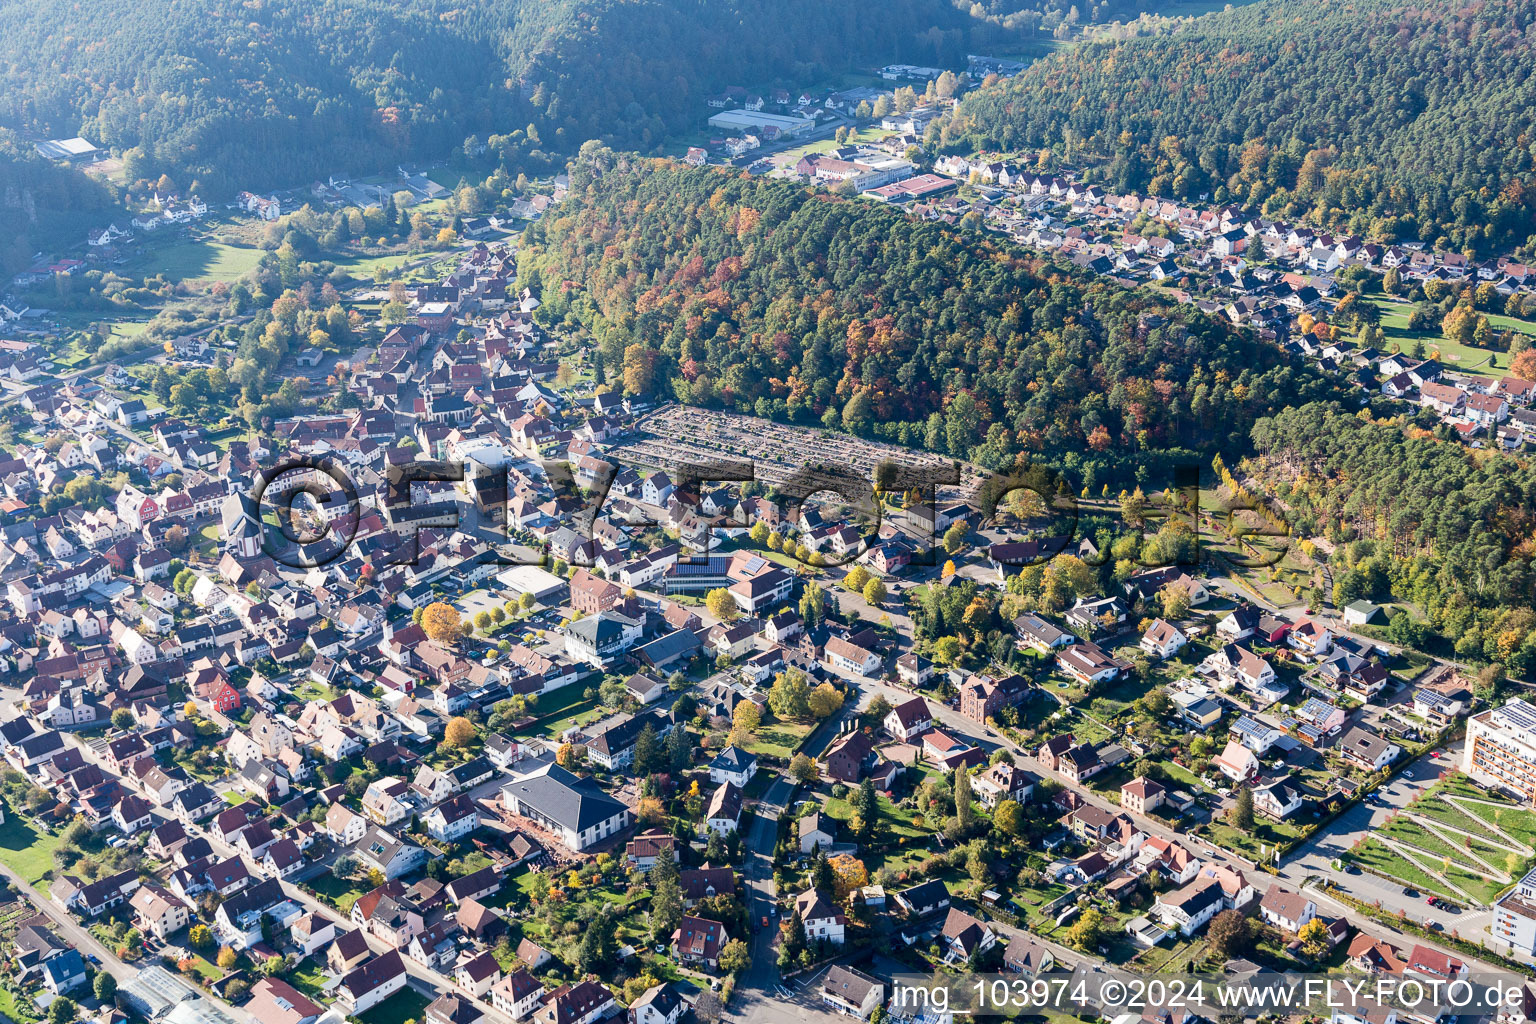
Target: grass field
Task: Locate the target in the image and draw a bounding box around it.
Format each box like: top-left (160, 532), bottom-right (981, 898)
top-left (0, 982), bottom-right (41, 1024)
top-left (308, 872), bottom-right (366, 914)
top-left (1355, 807), bottom-right (1515, 906)
top-left (0, 808), bottom-right (62, 885)
top-left (1352, 838), bottom-right (1459, 900)
top-left (288, 958), bottom-right (333, 1004)
top-left (134, 238), bottom-right (266, 284)
top-left (1365, 296), bottom-right (1535, 379)
top-left (293, 681), bottom-right (341, 704)
top-left (359, 988), bottom-right (432, 1024)
top-left (743, 718), bottom-right (816, 759)
top-left (822, 789), bottom-right (927, 841)
top-left (777, 126), bottom-right (889, 163)
top-left (521, 682), bottom-right (605, 740)
top-left (330, 250), bottom-right (416, 282)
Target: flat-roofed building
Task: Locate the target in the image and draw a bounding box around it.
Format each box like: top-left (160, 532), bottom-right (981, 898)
top-left (707, 110), bottom-right (815, 136)
top-left (1465, 698), bottom-right (1536, 800)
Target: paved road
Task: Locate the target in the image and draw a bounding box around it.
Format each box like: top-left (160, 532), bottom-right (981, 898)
top-left (36, 720), bottom-right (519, 1023)
top-left (1273, 740), bottom-right (1498, 938)
top-left (0, 855), bottom-right (248, 1011)
top-left (730, 775), bottom-right (799, 1024)
top-left (0, 722), bottom-right (256, 1024)
top-left (850, 676), bottom-right (1503, 972)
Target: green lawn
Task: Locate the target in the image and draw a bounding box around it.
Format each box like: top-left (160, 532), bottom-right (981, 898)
top-left (530, 698), bottom-right (605, 740)
top-left (1366, 296), bottom-right (1521, 379)
top-left (307, 873), bottom-right (366, 914)
top-left (0, 807), bottom-right (63, 885)
top-left (288, 958), bottom-right (334, 1004)
top-left (1350, 838), bottom-right (1460, 901)
top-left (293, 681), bottom-right (341, 704)
top-left (358, 988), bottom-right (432, 1024)
top-left (329, 250), bottom-right (417, 282)
top-left (0, 982), bottom-right (40, 1024)
top-left (775, 126), bottom-right (889, 163)
top-left (510, 681), bottom-right (594, 737)
top-left (134, 238), bottom-right (266, 284)
top-left (822, 790), bottom-right (927, 841)
top-left (187, 951), bottom-right (224, 982)
top-left (1461, 800), bottom-right (1536, 847)
top-left (1203, 817), bottom-right (1302, 864)
top-left (742, 718), bottom-right (816, 759)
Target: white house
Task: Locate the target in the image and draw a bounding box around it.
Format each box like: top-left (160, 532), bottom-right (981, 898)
top-left (795, 888), bottom-right (846, 945)
top-left (822, 966), bottom-right (884, 1019)
top-left (336, 951), bottom-right (408, 1015)
top-left (1139, 619), bottom-right (1187, 659)
top-left (1258, 884), bottom-right (1317, 933)
top-left (707, 746), bottom-right (757, 787)
top-left (884, 697), bottom-right (932, 742)
top-left (424, 795), bottom-right (479, 842)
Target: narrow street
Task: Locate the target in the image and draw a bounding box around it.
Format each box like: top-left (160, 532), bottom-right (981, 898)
top-left (848, 677), bottom-right (1504, 974)
top-left (37, 719), bottom-right (516, 1024)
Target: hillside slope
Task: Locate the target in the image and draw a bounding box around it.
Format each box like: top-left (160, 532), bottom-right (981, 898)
top-left (945, 0), bottom-right (1536, 253)
top-left (516, 152), bottom-right (1340, 484)
top-left (0, 0), bottom-right (988, 195)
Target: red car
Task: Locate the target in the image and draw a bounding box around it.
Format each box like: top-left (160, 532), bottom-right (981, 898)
top-left (1426, 896), bottom-right (1438, 907)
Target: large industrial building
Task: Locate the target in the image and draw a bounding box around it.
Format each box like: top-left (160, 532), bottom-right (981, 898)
top-left (707, 109), bottom-right (814, 136)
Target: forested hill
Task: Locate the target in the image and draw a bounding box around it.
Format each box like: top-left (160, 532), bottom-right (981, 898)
top-left (516, 153), bottom-right (1339, 487)
top-left (0, 0), bottom-right (986, 196)
top-left (944, 0), bottom-right (1536, 255)
top-left (1245, 404), bottom-right (1536, 671)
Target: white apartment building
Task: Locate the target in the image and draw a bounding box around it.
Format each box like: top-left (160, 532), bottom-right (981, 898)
top-left (1463, 699), bottom-right (1536, 800)
top-left (1494, 865), bottom-right (1536, 955)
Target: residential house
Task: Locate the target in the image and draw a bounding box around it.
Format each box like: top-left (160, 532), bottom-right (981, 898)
top-left (822, 966), bottom-right (884, 1019)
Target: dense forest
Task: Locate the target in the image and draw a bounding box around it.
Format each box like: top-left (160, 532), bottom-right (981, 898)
top-left (517, 151), bottom-right (1340, 489)
top-left (0, 0), bottom-right (1004, 198)
top-left (941, 0), bottom-right (1536, 255)
top-left (1247, 404), bottom-right (1536, 673)
top-left (0, 129), bottom-right (117, 273)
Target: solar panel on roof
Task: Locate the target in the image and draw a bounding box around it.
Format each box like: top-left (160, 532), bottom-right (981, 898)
top-left (1496, 699), bottom-right (1536, 731)
top-left (743, 556), bottom-right (766, 574)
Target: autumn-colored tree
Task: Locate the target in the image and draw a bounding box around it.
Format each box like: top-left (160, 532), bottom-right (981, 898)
top-left (557, 743), bottom-right (581, 768)
top-left (828, 854), bottom-right (869, 902)
top-left (808, 682), bottom-right (845, 719)
top-left (843, 566), bottom-right (872, 593)
top-left (444, 716), bottom-right (478, 748)
top-left (1159, 583), bottom-right (1191, 620)
top-left (718, 938), bottom-right (751, 974)
top-left (941, 559), bottom-right (957, 578)
top-left (622, 343), bottom-right (660, 395)
top-left (636, 796), bottom-right (667, 824)
top-left (1065, 908), bottom-right (1104, 952)
top-left (862, 577), bottom-right (887, 606)
top-left (1297, 917), bottom-right (1330, 959)
top-left (216, 946), bottom-right (238, 971)
top-left (789, 753), bottom-right (819, 784)
top-left (421, 602), bottom-right (462, 645)
top-left (1512, 348), bottom-right (1536, 381)
top-left (704, 588), bottom-right (737, 621)
top-left (994, 798), bottom-right (1024, 837)
top-left (732, 701), bottom-right (761, 733)
top-left (933, 635), bottom-right (963, 664)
